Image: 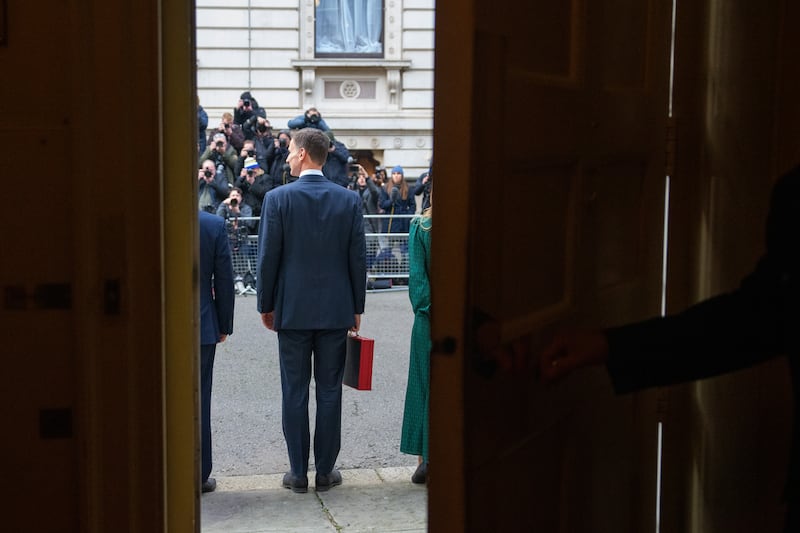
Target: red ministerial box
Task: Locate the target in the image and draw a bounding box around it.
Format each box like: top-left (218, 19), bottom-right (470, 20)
top-left (343, 335), bottom-right (374, 390)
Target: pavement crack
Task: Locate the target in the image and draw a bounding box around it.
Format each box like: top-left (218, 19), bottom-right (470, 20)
top-left (315, 492), bottom-right (344, 532)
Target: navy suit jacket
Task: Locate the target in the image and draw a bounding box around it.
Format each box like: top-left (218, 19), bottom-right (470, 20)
top-left (199, 210), bottom-right (235, 344)
top-left (257, 172), bottom-right (367, 330)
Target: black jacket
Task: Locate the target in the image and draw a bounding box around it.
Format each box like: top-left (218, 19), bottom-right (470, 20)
top-left (605, 165), bottom-right (800, 500)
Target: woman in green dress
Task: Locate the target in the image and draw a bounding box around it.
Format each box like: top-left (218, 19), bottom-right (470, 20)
top-left (400, 203), bottom-right (432, 484)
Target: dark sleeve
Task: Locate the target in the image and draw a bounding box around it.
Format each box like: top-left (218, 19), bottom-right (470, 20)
top-left (198, 107), bottom-right (208, 130)
top-left (240, 204), bottom-right (256, 231)
top-left (229, 126), bottom-right (245, 152)
top-left (348, 197), bottom-right (367, 314)
top-left (213, 218), bottom-right (235, 335)
top-left (378, 188), bottom-right (394, 210)
top-left (328, 144), bottom-right (349, 164)
top-left (251, 174), bottom-right (273, 196)
top-left (605, 255), bottom-right (789, 394)
top-left (287, 115), bottom-right (305, 129)
top-left (212, 173), bottom-right (231, 198)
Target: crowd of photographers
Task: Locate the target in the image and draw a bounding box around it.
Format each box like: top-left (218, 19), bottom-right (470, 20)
top-left (197, 91), bottom-right (432, 292)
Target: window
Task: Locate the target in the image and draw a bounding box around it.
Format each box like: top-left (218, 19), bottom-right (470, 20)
top-left (315, 0), bottom-right (384, 57)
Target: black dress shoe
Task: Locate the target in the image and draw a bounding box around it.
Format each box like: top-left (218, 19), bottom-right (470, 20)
top-left (282, 472), bottom-right (309, 494)
top-left (315, 469), bottom-right (342, 492)
top-left (201, 477), bottom-right (217, 493)
top-left (411, 462), bottom-right (427, 484)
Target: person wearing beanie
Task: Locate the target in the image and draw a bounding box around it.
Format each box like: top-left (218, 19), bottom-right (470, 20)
top-left (374, 165), bottom-right (415, 285)
top-left (233, 148), bottom-right (272, 219)
top-left (379, 166), bottom-right (414, 234)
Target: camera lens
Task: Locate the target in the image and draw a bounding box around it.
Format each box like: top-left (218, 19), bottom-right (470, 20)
top-left (247, 170), bottom-right (254, 176)
top-left (216, 141), bottom-right (223, 148)
top-left (203, 169), bottom-right (212, 178)
top-left (231, 199), bottom-right (238, 207)
top-left (246, 150), bottom-right (255, 157)
top-left (243, 100), bottom-right (251, 107)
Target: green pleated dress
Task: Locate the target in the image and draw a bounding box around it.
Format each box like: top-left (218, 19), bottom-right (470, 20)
top-left (400, 215), bottom-right (432, 461)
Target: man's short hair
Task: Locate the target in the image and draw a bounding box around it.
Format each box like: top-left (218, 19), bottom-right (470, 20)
top-left (292, 128), bottom-right (329, 165)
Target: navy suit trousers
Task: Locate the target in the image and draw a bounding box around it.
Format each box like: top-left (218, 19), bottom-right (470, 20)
top-left (201, 343), bottom-right (217, 482)
top-left (277, 329), bottom-right (347, 476)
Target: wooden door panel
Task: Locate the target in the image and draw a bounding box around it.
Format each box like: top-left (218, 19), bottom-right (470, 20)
top-left (459, 0), bottom-right (673, 531)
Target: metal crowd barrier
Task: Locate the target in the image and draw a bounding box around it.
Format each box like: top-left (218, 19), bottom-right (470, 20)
top-left (222, 214), bottom-right (414, 293)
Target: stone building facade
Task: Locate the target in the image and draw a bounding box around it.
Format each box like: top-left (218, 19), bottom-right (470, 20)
top-left (196, 0), bottom-right (435, 181)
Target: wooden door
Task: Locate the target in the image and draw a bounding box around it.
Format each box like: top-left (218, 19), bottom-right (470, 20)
top-left (432, 1), bottom-right (674, 531)
top-left (659, 1), bottom-right (798, 531)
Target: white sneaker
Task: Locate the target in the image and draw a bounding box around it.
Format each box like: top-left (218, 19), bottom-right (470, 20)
top-left (235, 281), bottom-right (247, 295)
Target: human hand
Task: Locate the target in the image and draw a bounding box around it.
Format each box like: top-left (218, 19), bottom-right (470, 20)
top-left (350, 314), bottom-right (361, 334)
top-left (261, 311), bottom-right (275, 331)
top-left (539, 330), bottom-right (610, 383)
top-left (218, 334), bottom-right (228, 343)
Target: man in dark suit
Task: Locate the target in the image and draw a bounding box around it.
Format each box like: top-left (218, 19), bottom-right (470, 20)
top-left (198, 210), bottom-right (235, 494)
top-left (257, 128), bottom-right (367, 493)
top-left (540, 165), bottom-right (800, 530)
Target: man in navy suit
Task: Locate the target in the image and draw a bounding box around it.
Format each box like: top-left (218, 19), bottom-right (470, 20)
top-left (199, 210), bottom-right (235, 493)
top-left (257, 128), bottom-right (367, 493)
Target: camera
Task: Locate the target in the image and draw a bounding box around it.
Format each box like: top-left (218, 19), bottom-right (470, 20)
top-left (246, 149), bottom-right (255, 157)
top-left (257, 123), bottom-right (268, 133)
top-left (349, 164), bottom-right (360, 174)
top-left (230, 198), bottom-right (238, 207)
top-left (215, 141), bottom-right (224, 148)
top-left (246, 169), bottom-right (254, 176)
top-left (243, 99), bottom-right (251, 107)
top-left (308, 113), bottom-right (321, 125)
top-left (279, 138), bottom-right (287, 148)
top-left (203, 169), bottom-right (213, 178)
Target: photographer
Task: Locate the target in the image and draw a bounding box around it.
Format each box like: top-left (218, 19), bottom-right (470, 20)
top-left (199, 133), bottom-right (238, 187)
top-left (209, 112), bottom-right (244, 153)
top-left (216, 187), bottom-right (256, 233)
top-left (216, 187), bottom-right (257, 294)
top-left (287, 107), bottom-right (330, 131)
top-left (267, 130), bottom-right (294, 187)
top-left (234, 157), bottom-right (272, 218)
top-left (321, 130), bottom-right (351, 187)
top-left (244, 114), bottom-right (273, 146)
top-left (198, 159), bottom-right (231, 213)
top-left (373, 166), bottom-right (388, 192)
top-left (234, 91), bottom-right (267, 141)
top-left (413, 167), bottom-right (432, 211)
top-left (349, 164), bottom-right (381, 234)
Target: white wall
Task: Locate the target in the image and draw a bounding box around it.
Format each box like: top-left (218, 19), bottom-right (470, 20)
top-left (196, 0), bottom-right (435, 177)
